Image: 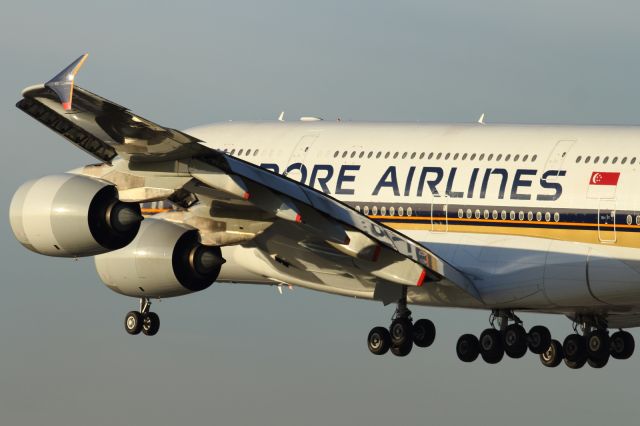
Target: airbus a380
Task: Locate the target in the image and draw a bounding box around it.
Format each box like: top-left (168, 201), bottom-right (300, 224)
top-left (10, 55), bottom-right (640, 370)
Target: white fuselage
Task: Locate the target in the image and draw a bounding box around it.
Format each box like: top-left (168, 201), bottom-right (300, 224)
top-left (185, 121), bottom-right (640, 316)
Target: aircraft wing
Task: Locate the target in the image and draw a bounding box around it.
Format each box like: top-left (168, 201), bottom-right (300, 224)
top-left (16, 54), bottom-right (481, 300)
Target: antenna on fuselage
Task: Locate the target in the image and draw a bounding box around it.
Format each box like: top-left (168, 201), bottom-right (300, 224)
top-left (278, 111), bottom-right (285, 122)
top-left (477, 113), bottom-right (485, 125)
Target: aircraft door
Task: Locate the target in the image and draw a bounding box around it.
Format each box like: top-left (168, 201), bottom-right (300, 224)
top-left (431, 194), bottom-right (448, 232)
top-left (597, 199), bottom-right (616, 243)
top-left (284, 135), bottom-right (318, 183)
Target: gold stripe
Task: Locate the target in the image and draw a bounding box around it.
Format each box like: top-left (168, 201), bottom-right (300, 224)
top-left (381, 221), bottom-right (639, 248)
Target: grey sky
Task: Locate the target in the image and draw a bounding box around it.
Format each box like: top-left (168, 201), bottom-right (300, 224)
top-left (2, 1), bottom-right (640, 425)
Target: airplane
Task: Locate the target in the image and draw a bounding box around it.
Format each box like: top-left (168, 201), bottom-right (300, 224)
top-left (9, 54), bottom-right (640, 370)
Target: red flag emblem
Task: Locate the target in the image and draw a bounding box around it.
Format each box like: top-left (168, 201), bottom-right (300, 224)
top-left (589, 172), bottom-right (620, 186)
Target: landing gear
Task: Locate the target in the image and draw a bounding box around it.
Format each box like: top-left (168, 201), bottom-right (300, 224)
top-left (456, 310), bottom-right (553, 364)
top-left (366, 286), bottom-right (435, 357)
top-left (610, 330), bottom-right (635, 360)
top-left (503, 324), bottom-right (527, 358)
top-left (125, 311), bottom-right (143, 335)
top-left (540, 339), bottom-right (563, 367)
top-left (456, 334), bottom-right (480, 362)
top-left (367, 327), bottom-right (391, 355)
top-left (124, 297), bottom-right (160, 336)
top-left (527, 325), bottom-right (552, 355)
top-left (479, 328), bottom-right (504, 364)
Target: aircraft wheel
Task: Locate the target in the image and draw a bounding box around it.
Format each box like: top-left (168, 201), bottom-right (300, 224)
top-left (564, 356), bottom-right (587, 369)
top-left (480, 328), bottom-right (504, 364)
top-left (587, 353), bottom-right (609, 368)
top-left (413, 319), bottom-right (436, 348)
top-left (540, 339), bottom-right (564, 368)
top-left (527, 325), bottom-right (551, 354)
top-left (142, 312), bottom-right (160, 336)
top-left (456, 334), bottom-right (480, 362)
top-left (586, 329), bottom-right (609, 360)
top-left (503, 324), bottom-right (528, 358)
top-left (610, 331), bottom-right (635, 360)
top-left (367, 327), bottom-right (391, 355)
top-left (563, 334), bottom-right (587, 362)
top-left (390, 318), bottom-right (413, 347)
top-left (125, 311), bottom-right (143, 335)
top-left (390, 340), bottom-right (413, 357)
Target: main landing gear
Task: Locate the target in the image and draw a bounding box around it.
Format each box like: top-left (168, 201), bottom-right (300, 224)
top-left (124, 297), bottom-right (160, 336)
top-left (454, 311), bottom-right (635, 369)
top-left (367, 287), bottom-right (436, 357)
top-left (455, 310), bottom-right (551, 364)
top-left (552, 319), bottom-right (635, 370)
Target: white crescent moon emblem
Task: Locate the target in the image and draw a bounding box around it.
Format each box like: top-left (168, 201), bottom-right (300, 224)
top-left (592, 173), bottom-right (602, 184)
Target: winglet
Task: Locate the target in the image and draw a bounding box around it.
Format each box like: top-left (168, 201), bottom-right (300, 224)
top-left (45, 53), bottom-right (88, 111)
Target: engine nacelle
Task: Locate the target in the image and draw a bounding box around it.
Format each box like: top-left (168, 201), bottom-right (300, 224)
top-left (95, 218), bottom-right (224, 298)
top-left (9, 174), bottom-right (142, 257)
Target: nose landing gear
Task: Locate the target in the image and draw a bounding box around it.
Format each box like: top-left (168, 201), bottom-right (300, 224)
top-left (124, 297), bottom-right (160, 336)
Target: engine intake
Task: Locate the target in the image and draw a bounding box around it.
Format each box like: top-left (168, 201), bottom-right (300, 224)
top-left (95, 218), bottom-right (224, 298)
top-left (9, 173), bottom-right (142, 257)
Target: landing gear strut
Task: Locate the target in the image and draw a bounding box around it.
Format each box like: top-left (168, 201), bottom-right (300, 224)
top-left (124, 297), bottom-right (160, 336)
top-left (366, 286), bottom-right (435, 357)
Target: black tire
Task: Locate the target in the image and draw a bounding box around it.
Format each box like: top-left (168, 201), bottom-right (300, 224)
top-left (456, 334), bottom-right (480, 362)
top-left (527, 325), bottom-right (552, 354)
top-left (540, 339), bottom-right (563, 368)
top-left (390, 340), bottom-right (413, 357)
top-left (503, 324), bottom-right (528, 359)
top-left (563, 334), bottom-right (587, 362)
top-left (413, 319), bottom-right (436, 348)
top-left (142, 312), bottom-right (160, 336)
top-left (564, 356), bottom-right (587, 369)
top-left (587, 354), bottom-right (609, 369)
top-left (479, 328), bottom-right (504, 364)
top-left (124, 311), bottom-right (143, 335)
top-left (610, 330), bottom-right (635, 360)
top-left (586, 329), bottom-right (609, 360)
top-left (367, 326), bottom-right (391, 355)
top-left (390, 318), bottom-right (413, 347)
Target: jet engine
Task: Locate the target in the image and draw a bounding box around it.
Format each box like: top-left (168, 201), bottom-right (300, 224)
top-left (94, 218), bottom-right (224, 298)
top-left (9, 173), bottom-right (142, 257)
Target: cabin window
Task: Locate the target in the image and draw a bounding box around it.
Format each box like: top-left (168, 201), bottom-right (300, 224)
top-left (501, 210), bottom-right (507, 220)
top-left (554, 212), bottom-right (560, 222)
top-left (398, 207), bottom-right (404, 216)
top-left (363, 206), bottom-right (370, 215)
top-left (496, 154), bottom-right (503, 161)
top-left (545, 212), bottom-right (551, 222)
top-left (458, 209), bottom-right (464, 218)
top-left (380, 206), bottom-right (387, 216)
top-left (407, 207), bottom-right (413, 216)
top-left (389, 206), bottom-right (396, 216)
top-left (576, 156), bottom-right (582, 163)
top-left (492, 210), bottom-right (498, 220)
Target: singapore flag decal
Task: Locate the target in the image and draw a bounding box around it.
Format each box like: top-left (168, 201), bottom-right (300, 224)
top-left (590, 171), bottom-right (620, 186)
